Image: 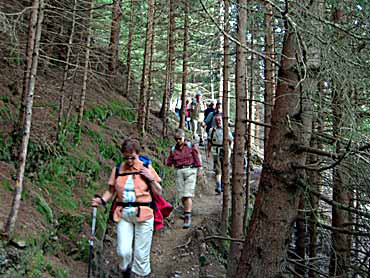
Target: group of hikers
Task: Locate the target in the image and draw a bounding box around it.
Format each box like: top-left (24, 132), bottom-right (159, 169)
top-left (174, 92), bottom-right (225, 147)
top-left (91, 91), bottom-right (233, 278)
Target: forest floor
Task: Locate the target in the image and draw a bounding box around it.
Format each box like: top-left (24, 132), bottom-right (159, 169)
top-left (97, 146), bottom-right (227, 278)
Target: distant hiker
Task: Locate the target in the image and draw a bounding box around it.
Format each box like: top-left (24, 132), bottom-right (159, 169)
top-left (92, 138), bottom-right (162, 278)
top-left (174, 97), bottom-right (182, 119)
top-left (208, 114), bottom-right (233, 194)
top-left (203, 102), bottom-right (215, 120)
top-left (204, 100), bottom-right (222, 134)
top-left (190, 92), bottom-right (205, 145)
top-left (185, 99), bottom-right (192, 130)
top-left (166, 128), bottom-right (202, 229)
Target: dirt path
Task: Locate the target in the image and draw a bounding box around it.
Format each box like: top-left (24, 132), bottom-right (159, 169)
top-left (151, 164), bottom-right (223, 278)
top-left (96, 146), bottom-right (226, 278)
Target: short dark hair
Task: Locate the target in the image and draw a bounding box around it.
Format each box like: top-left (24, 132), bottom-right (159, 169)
top-left (121, 138), bottom-right (141, 154)
top-left (175, 128), bottom-right (185, 137)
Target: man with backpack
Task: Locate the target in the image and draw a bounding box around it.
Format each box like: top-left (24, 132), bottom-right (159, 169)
top-left (92, 138), bottom-right (162, 278)
top-left (204, 100), bottom-right (222, 134)
top-left (208, 114), bottom-right (233, 194)
top-left (166, 128), bottom-right (202, 229)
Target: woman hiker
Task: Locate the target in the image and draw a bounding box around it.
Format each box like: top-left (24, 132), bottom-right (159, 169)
top-left (92, 138), bottom-right (162, 278)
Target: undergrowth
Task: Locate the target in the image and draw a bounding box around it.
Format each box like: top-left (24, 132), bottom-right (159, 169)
top-left (1, 99), bottom-right (175, 275)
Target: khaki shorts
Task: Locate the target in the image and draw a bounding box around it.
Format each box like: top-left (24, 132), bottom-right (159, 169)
top-left (175, 167), bottom-right (197, 199)
top-left (213, 154), bottom-right (222, 175)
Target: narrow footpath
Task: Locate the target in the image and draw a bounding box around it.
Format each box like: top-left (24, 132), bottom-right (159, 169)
top-left (151, 152), bottom-right (224, 278)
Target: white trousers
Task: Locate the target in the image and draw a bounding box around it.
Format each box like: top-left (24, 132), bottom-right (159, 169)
top-left (117, 216), bottom-right (154, 276)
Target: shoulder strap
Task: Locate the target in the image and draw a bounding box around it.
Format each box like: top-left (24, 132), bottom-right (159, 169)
top-left (115, 163), bottom-right (121, 179)
top-left (115, 162), bottom-right (141, 178)
top-left (211, 128), bottom-right (216, 142)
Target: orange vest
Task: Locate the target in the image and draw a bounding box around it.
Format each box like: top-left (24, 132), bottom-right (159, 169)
top-left (108, 159), bottom-right (161, 222)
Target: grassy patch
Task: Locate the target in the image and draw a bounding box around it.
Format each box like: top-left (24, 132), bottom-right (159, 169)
top-left (0, 132), bottom-right (13, 162)
top-left (34, 193), bottom-right (54, 223)
top-left (1, 179), bottom-right (14, 192)
top-left (83, 100), bottom-right (136, 124)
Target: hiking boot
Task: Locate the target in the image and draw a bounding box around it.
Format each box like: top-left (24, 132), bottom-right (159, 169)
top-left (215, 182), bottom-right (222, 194)
top-left (183, 213), bottom-right (192, 229)
top-left (121, 267), bottom-right (131, 278)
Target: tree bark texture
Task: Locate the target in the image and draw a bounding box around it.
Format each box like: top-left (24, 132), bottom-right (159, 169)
top-left (294, 195), bottom-right (306, 276)
top-left (137, 0), bottom-right (154, 136)
top-left (145, 7), bottom-right (156, 132)
top-left (179, 0), bottom-right (189, 129)
top-left (161, 0), bottom-right (175, 136)
top-left (329, 86), bottom-right (352, 278)
top-left (109, 0), bottom-right (122, 75)
top-left (329, 1), bottom-right (352, 276)
top-left (125, 0), bottom-right (135, 96)
top-left (77, 0), bottom-right (94, 132)
top-left (244, 8), bottom-right (254, 229)
top-left (227, 0), bottom-right (247, 276)
top-left (307, 115), bottom-right (323, 278)
top-left (5, 0), bottom-right (44, 237)
top-left (263, 1), bottom-right (274, 158)
top-left (221, 0), bottom-right (230, 237)
top-left (17, 0), bottom-right (39, 134)
top-left (236, 14), bottom-right (313, 278)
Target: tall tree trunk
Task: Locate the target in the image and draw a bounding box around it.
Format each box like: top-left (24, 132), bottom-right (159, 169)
top-left (5, 0), bottom-right (44, 237)
top-left (236, 8), bottom-right (313, 277)
top-left (304, 1), bottom-right (325, 275)
top-left (77, 0), bottom-right (94, 135)
top-left (227, 0), bottom-right (247, 276)
top-left (161, 0), bottom-right (175, 136)
top-left (244, 5), bottom-right (254, 229)
top-left (210, 58), bottom-right (214, 99)
top-left (18, 0), bottom-right (39, 132)
top-left (263, 1), bottom-right (274, 158)
top-left (221, 0), bottom-right (230, 237)
top-left (329, 2), bottom-right (352, 276)
top-left (109, 0), bottom-right (122, 75)
top-left (125, 0), bottom-right (135, 96)
top-left (145, 7), bottom-right (156, 132)
top-left (179, 0), bottom-right (189, 129)
top-left (308, 108), bottom-right (323, 278)
top-left (56, 0), bottom-right (77, 142)
top-left (137, 0), bottom-right (154, 136)
top-left (218, 0), bottom-right (224, 99)
top-left (294, 195), bottom-right (306, 276)
top-left (330, 87), bottom-right (352, 278)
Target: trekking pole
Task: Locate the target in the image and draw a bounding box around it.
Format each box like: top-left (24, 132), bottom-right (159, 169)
top-left (88, 195), bottom-right (106, 278)
top-left (88, 205), bottom-right (97, 278)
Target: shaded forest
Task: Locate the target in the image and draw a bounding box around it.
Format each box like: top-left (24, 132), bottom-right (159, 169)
top-left (0, 0), bottom-right (369, 277)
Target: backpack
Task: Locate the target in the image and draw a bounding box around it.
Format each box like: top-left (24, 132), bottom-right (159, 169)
top-left (209, 127), bottom-right (222, 147)
top-left (108, 155), bottom-right (154, 221)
